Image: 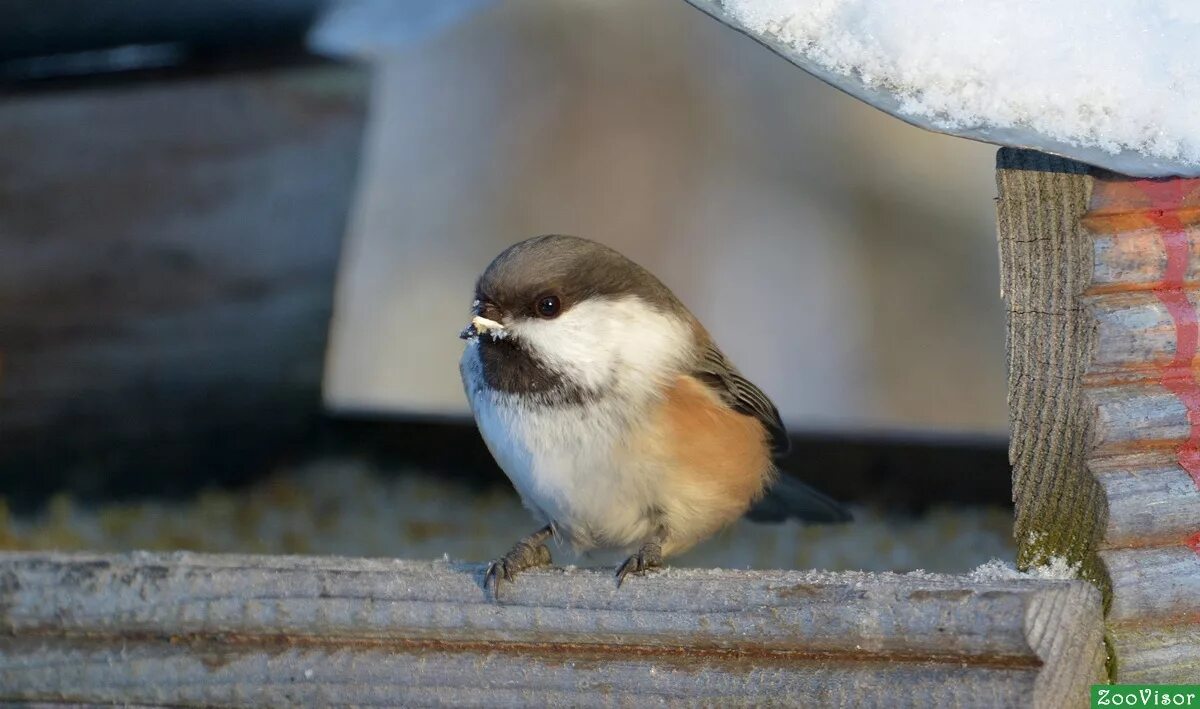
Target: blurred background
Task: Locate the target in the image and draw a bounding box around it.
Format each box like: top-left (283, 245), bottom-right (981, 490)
top-left (0, 0), bottom-right (1014, 571)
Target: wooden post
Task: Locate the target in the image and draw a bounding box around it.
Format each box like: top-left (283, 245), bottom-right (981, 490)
top-left (997, 148), bottom-right (1200, 682)
top-left (0, 551), bottom-right (1104, 707)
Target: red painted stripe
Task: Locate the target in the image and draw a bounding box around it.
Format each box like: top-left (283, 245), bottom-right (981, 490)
top-left (1110, 180), bottom-right (1200, 555)
top-left (1147, 207), bottom-right (1200, 489)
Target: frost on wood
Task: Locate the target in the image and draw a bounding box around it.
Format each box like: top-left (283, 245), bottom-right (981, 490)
top-left (689, 0), bottom-right (1200, 177)
top-left (0, 551), bottom-right (1106, 707)
top-left (969, 556), bottom-right (1081, 583)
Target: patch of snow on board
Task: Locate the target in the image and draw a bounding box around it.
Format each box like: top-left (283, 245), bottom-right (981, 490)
top-left (969, 558), bottom-right (1026, 581)
top-left (969, 557), bottom-right (1081, 582)
top-left (722, 0), bottom-right (1200, 170)
top-left (1025, 555), bottom-right (1082, 580)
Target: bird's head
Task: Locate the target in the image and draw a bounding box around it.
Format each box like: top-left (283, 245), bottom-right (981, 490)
top-left (461, 235), bottom-right (696, 400)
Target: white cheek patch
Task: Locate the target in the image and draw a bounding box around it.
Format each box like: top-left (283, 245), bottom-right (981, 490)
top-left (507, 296), bottom-right (692, 394)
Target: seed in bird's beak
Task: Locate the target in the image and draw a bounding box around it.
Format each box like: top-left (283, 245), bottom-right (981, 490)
top-left (461, 315), bottom-right (507, 341)
top-left (473, 315), bottom-right (507, 337)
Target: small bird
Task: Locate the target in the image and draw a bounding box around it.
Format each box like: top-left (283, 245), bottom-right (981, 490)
top-left (459, 235), bottom-right (849, 595)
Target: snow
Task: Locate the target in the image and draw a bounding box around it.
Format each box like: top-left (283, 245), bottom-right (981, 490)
top-left (719, 0), bottom-right (1200, 174)
top-left (969, 558), bottom-right (1026, 581)
top-left (969, 556), bottom-right (1081, 581)
top-left (1025, 556), bottom-right (1082, 580)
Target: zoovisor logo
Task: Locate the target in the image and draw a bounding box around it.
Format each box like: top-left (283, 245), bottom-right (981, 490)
top-left (1093, 686), bottom-right (1200, 707)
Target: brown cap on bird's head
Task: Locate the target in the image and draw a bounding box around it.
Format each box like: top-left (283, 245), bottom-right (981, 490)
top-left (464, 235), bottom-right (686, 335)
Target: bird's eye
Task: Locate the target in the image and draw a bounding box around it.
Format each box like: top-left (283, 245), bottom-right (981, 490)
top-left (535, 294), bottom-right (561, 318)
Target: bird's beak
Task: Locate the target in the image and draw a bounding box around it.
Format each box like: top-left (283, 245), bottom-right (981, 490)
top-left (460, 315), bottom-right (507, 340)
top-left (460, 301), bottom-right (507, 340)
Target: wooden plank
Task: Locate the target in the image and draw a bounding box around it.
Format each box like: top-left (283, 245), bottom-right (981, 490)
top-left (0, 65), bottom-right (367, 505)
top-left (1093, 455), bottom-right (1200, 548)
top-left (1088, 291), bottom-right (1200, 371)
top-left (1088, 383), bottom-right (1191, 450)
top-left (1108, 625), bottom-right (1200, 684)
top-left (1102, 546), bottom-right (1200, 623)
top-left (997, 148), bottom-right (1200, 682)
top-left (1090, 228), bottom-right (1200, 292)
top-left (995, 148), bottom-right (1105, 582)
top-left (0, 551), bottom-right (1105, 708)
top-left (1105, 545), bottom-right (1199, 683)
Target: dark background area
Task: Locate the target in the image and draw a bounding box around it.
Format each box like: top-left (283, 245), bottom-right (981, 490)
top-left (0, 1), bottom-right (324, 71)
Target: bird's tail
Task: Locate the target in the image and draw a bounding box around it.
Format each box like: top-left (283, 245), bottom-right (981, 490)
top-left (745, 473), bottom-right (852, 524)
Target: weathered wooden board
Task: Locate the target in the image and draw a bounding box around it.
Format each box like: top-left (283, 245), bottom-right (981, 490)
top-left (0, 551), bottom-right (1105, 707)
top-left (0, 65), bottom-right (367, 505)
top-left (1102, 546), bottom-right (1200, 622)
top-left (1107, 625), bottom-right (1200, 684)
top-left (1092, 454), bottom-right (1200, 547)
top-left (995, 149), bottom-right (1102, 580)
top-left (997, 148), bottom-right (1200, 682)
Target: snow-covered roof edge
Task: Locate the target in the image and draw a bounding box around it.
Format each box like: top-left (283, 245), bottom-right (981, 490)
top-left (686, 0), bottom-right (1200, 178)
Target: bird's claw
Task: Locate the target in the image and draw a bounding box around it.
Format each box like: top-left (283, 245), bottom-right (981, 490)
top-left (484, 538), bottom-right (551, 600)
top-left (615, 540), bottom-right (663, 587)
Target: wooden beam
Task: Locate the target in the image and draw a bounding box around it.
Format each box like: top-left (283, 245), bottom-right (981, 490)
top-left (996, 149), bottom-right (1099, 577)
top-left (0, 551), bottom-right (1104, 707)
top-left (997, 147), bottom-right (1200, 682)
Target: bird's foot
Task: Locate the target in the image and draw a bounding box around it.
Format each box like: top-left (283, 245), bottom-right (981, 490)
top-left (484, 525), bottom-right (554, 600)
top-left (615, 540), bottom-right (664, 587)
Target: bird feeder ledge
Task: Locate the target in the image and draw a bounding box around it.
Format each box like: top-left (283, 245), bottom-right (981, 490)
top-left (0, 551), bottom-right (1104, 707)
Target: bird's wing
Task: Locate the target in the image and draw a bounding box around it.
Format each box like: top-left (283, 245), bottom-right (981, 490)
top-left (691, 343), bottom-right (791, 456)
